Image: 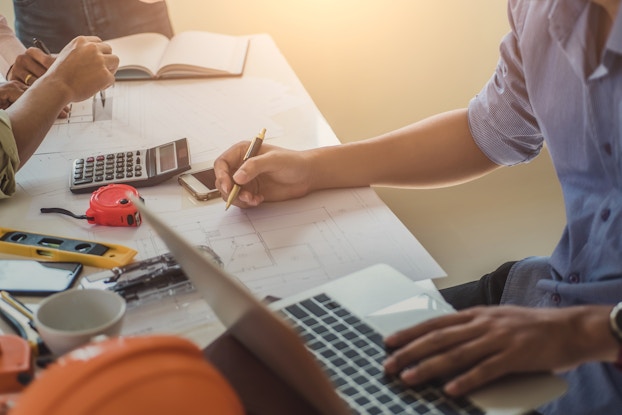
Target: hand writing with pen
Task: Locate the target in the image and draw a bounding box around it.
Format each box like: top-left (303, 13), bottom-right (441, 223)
top-left (3, 42), bottom-right (61, 114)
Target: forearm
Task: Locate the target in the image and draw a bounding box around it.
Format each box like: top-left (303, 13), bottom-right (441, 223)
top-left (307, 109), bottom-right (499, 192)
top-left (7, 78), bottom-right (72, 167)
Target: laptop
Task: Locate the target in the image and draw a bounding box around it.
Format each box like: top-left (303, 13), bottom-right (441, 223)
top-left (131, 196), bottom-right (566, 415)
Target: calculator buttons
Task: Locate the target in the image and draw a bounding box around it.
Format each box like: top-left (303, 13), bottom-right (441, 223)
top-left (72, 150), bottom-right (147, 191)
top-left (73, 178), bottom-right (93, 185)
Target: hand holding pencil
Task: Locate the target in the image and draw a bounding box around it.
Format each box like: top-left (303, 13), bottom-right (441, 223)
top-left (225, 128), bottom-right (266, 209)
top-left (214, 128), bottom-right (320, 210)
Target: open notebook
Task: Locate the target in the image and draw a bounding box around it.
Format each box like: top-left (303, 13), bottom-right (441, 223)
top-left (131, 196), bottom-right (566, 415)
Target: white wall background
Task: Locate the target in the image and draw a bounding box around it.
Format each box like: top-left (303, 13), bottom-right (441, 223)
top-left (0, 1), bottom-right (565, 288)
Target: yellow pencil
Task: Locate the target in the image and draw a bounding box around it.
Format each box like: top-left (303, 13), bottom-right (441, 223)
top-left (225, 128), bottom-right (266, 210)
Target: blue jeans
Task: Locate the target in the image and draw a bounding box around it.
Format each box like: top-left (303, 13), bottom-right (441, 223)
top-left (13, 0), bottom-right (174, 53)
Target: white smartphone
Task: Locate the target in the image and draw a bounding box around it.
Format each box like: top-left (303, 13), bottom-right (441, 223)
top-left (178, 167), bottom-right (221, 201)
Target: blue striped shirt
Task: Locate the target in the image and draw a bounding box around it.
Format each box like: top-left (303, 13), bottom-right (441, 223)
top-left (468, 0), bottom-right (622, 412)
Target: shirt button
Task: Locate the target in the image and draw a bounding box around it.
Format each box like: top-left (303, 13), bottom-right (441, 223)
top-left (551, 293), bottom-right (561, 304)
top-left (568, 273), bottom-right (580, 283)
top-left (604, 142), bottom-right (612, 155)
top-left (601, 208), bottom-right (611, 221)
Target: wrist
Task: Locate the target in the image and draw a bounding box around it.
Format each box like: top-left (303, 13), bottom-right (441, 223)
top-left (609, 302), bottom-right (622, 369)
top-left (308, 143), bottom-right (373, 192)
top-left (571, 305), bottom-right (620, 365)
top-left (30, 75), bottom-right (73, 107)
top-left (5, 64), bottom-right (14, 80)
top-left (306, 146), bottom-right (340, 192)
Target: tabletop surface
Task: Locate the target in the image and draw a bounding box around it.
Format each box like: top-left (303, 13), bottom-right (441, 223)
top-left (0, 34), bottom-right (444, 348)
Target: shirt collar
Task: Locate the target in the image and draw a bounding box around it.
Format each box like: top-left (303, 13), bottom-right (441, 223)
top-left (547, 0), bottom-right (586, 48)
top-left (548, 0), bottom-right (622, 52)
top-left (548, 0), bottom-right (622, 80)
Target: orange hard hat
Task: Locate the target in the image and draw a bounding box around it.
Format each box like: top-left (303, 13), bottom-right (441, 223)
top-left (10, 335), bottom-right (244, 415)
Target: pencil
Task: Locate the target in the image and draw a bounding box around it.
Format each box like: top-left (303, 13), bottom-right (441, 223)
top-left (225, 128), bottom-right (266, 210)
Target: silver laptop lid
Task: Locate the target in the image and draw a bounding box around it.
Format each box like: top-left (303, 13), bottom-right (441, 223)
top-left (130, 196), bottom-right (350, 414)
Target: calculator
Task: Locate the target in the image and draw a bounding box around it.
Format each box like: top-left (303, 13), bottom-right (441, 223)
top-left (70, 138), bottom-right (191, 194)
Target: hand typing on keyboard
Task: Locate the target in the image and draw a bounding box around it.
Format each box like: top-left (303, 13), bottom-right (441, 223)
top-left (382, 305), bottom-right (616, 397)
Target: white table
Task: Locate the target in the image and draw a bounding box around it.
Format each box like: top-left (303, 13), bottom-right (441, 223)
top-left (1, 35), bottom-right (444, 347)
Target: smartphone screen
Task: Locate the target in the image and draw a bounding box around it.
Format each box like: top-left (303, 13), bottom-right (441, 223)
top-left (0, 260), bottom-right (83, 296)
top-left (178, 168), bottom-right (220, 201)
top-left (192, 168), bottom-right (217, 189)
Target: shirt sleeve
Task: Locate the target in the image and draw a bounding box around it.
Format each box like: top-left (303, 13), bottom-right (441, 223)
top-left (0, 110), bottom-right (19, 199)
top-left (0, 15), bottom-right (26, 79)
top-left (467, 3), bottom-right (544, 166)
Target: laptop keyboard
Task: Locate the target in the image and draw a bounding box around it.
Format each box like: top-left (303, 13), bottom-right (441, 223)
top-left (280, 294), bottom-right (484, 415)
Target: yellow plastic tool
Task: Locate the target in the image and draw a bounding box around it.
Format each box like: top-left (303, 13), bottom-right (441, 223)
top-left (0, 228), bottom-right (136, 269)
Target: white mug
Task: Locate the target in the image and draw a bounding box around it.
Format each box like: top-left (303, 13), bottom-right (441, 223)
top-left (35, 289), bottom-right (126, 357)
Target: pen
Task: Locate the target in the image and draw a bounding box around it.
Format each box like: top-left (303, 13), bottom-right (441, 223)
top-left (225, 128), bottom-right (266, 210)
top-left (32, 37), bottom-right (50, 55)
top-left (34, 37), bottom-right (106, 107)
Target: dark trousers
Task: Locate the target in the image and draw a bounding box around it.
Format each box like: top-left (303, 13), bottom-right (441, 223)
top-left (440, 261), bottom-right (516, 309)
top-left (14, 0), bottom-right (174, 53)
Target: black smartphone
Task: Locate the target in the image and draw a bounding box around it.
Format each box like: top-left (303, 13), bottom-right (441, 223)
top-left (0, 260), bottom-right (83, 296)
top-left (178, 167), bottom-right (221, 201)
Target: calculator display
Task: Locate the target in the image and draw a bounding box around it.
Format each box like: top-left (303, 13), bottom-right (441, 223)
top-left (70, 138), bottom-right (191, 194)
top-left (157, 142), bottom-right (177, 173)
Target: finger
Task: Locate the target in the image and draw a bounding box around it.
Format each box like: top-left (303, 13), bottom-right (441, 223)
top-left (0, 91), bottom-right (25, 109)
top-left (104, 54), bottom-right (120, 73)
top-left (58, 35), bottom-right (102, 55)
top-left (25, 47), bottom-right (55, 71)
top-left (235, 189), bottom-right (264, 208)
top-left (398, 331), bottom-right (499, 385)
top-left (16, 82), bottom-right (27, 92)
top-left (96, 41), bottom-right (113, 55)
top-left (23, 73), bottom-right (36, 86)
top-left (214, 165), bottom-right (232, 195)
top-left (232, 166), bottom-right (252, 186)
top-left (384, 320), bottom-right (486, 377)
top-left (443, 352), bottom-right (512, 396)
top-left (8, 88), bottom-right (25, 102)
top-left (11, 54), bottom-right (46, 83)
top-left (71, 35), bottom-right (103, 45)
top-left (231, 150), bottom-right (273, 185)
top-left (385, 311), bottom-right (476, 349)
top-left (0, 82), bottom-right (28, 105)
top-left (82, 35), bottom-right (103, 43)
top-left (214, 147), bottom-right (245, 195)
top-left (8, 81), bottom-right (27, 93)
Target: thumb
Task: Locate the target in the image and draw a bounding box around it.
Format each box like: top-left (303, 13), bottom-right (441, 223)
top-left (232, 167), bottom-right (250, 185)
top-left (232, 155), bottom-right (266, 185)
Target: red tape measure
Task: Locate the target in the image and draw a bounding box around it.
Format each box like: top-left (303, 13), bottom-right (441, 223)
top-left (86, 184), bottom-right (142, 227)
